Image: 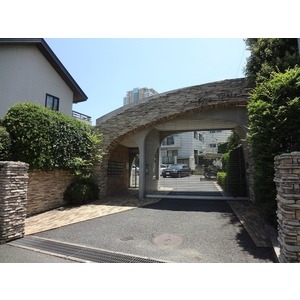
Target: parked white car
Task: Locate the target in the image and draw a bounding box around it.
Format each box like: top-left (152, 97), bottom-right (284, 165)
top-left (160, 164), bottom-right (168, 175)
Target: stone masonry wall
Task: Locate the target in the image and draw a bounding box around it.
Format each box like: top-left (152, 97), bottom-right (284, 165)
top-left (274, 152), bottom-right (300, 263)
top-left (96, 78), bottom-right (250, 152)
top-left (27, 170), bottom-right (74, 217)
top-left (0, 161), bottom-right (29, 243)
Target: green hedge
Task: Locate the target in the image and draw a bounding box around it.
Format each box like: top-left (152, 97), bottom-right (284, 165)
top-left (63, 177), bottom-right (99, 206)
top-left (0, 125), bottom-right (11, 160)
top-left (2, 103), bottom-right (102, 171)
top-left (247, 67), bottom-right (300, 224)
top-left (217, 171), bottom-right (227, 189)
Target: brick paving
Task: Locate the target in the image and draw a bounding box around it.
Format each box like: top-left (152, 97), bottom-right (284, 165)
top-left (25, 191), bottom-right (159, 235)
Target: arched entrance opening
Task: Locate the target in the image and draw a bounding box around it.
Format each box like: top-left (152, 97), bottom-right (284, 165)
top-left (141, 107), bottom-right (249, 200)
top-left (95, 78), bottom-right (251, 201)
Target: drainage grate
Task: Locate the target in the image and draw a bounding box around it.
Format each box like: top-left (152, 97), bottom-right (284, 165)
top-left (8, 236), bottom-right (165, 263)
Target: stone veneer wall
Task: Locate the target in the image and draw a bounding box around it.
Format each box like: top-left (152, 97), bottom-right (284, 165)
top-left (274, 152), bottom-right (300, 263)
top-left (27, 169), bottom-right (74, 217)
top-left (95, 78), bottom-right (251, 197)
top-left (0, 161), bottom-right (29, 243)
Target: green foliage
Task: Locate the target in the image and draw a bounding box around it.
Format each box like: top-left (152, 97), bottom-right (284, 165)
top-left (63, 177), bottom-right (99, 206)
top-left (217, 171), bottom-right (227, 188)
top-left (2, 103), bottom-right (103, 171)
top-left (0, 126), bottom-right (11, 160)
top-left (221, 151), bottom-right (230, 171)
top-left (247, 67), bottom-right (300, 224)
top-left (217, 142), bottom-right (227, 154)
top-left (226, 131), bottom-right (241, 151)
top-left (244, 38), bottom-right (300, 85)
top-left (218, 133), bottom-right (247, 196)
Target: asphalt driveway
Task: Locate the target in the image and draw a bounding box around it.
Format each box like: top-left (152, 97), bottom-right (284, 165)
top-left (30, 198), bottom-right (275, 263)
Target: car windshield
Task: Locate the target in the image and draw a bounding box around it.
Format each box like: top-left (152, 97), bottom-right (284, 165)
top-left (168, 164), bottom-right (182, 169)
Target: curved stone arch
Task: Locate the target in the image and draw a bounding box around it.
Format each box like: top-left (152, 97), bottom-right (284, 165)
top-left (95, 78), bottom-right (251, 198)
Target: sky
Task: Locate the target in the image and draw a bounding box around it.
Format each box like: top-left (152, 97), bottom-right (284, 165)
top-left (45, 38), bottom-right (250, 125)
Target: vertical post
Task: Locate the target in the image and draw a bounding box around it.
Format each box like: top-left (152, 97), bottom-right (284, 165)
top-left (0, 161), bottom-right (29, 243)
top-left (274, 152), bottom-right (300, 262)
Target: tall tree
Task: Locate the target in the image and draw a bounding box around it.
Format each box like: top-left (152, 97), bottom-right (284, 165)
top-left (245, 38), bottom-right (300, 224)
top-left (244, 38), bottom-right (300, 85)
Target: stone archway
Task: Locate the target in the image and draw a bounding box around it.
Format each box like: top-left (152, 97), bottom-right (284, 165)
top-left (95, 78), bottom-right (251, 200)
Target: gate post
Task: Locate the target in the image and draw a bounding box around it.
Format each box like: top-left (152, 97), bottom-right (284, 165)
top-left (274, 152), bottom-right (300, 262)
top-left (0, 161), bottom-right (29, 243)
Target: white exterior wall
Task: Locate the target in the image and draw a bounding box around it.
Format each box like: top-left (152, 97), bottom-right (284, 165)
top-left (160, 130), bottom-right (233, 170)
top-left (199, 130), bottom-right (232, 154)
top-left (0, 44), bottom-right (74, 119)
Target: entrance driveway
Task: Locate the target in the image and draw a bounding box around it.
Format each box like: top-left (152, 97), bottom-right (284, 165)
top-left (1, 177), bottom-right (276, 263)
top-left (29, 197), bottom-right (274, 263)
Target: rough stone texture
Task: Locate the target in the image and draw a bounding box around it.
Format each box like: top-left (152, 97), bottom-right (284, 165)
top-left (95, 78), bottom-right (251, 197)
top-left (27, 170), bottom-right (74, 217)
top-left (274, 152), bottom-right (300, 262)
top-left (0, 161), bottom-right (29, 243)
top-left (96, 78), bottom-right (250, 151)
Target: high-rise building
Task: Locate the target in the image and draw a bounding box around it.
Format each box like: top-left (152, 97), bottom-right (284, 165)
top-left (123, 87), bottom-right (158, 105)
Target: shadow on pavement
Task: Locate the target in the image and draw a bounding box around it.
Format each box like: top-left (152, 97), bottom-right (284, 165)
top-left (142, 198), bottom-right (276, 262)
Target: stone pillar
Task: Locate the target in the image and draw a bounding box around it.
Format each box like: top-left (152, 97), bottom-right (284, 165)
top-left (0, 161), bottom-right (29, 243)
top-left (274, 152), bottom-right (300, 262)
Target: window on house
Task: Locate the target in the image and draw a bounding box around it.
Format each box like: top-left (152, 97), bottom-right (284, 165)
top-left (209, 144), bottom-right (217, 148)
top-left (162, 135), bottom-right (175, 145)
top-left (45, 94), bottom-right (59, 111)
top-left (167, 150), bottom-right (178, 157)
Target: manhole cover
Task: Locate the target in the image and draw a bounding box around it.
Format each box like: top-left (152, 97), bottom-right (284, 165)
top-left (153, 233), bottom-right (183, 247)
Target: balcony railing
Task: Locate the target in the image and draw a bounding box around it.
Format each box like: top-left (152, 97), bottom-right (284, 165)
top-left (72, 110), bottom-right (92, 124)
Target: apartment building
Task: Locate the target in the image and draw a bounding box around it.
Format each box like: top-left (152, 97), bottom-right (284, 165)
top-left (123, 87), bottom-right (158, 105)
top-left (161, 130), bottom-right (232, 170)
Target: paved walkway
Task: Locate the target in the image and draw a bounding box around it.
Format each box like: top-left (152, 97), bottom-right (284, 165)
top-left (25, 190), bottom-right (279, 260)
top-left (25, 191), bottom-right (160, 235)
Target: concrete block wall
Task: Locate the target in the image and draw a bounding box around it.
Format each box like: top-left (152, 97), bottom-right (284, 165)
top-left (274, 152), bottom-right (300, 262)
top-left (0, 161), bottom-right (29, 243)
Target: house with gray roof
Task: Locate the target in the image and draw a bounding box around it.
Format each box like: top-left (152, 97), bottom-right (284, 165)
top-left (0, 38), bottom-right (90, 122)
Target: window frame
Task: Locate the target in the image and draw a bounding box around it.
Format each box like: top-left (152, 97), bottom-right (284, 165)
top-left (45, 93), bottom-right (60, 111)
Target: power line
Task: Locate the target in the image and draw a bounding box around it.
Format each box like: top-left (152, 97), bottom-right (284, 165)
top-left (235, 44), bottom-right (247, 78)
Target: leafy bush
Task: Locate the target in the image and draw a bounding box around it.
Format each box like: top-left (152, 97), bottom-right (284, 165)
top-left (0, 125), bottom-right (11, 160)
top-left (63, 178), bottom-right (99, 206)
top-left (217, 171), bottom-right (227, 189)
top-left (2, 103), bottom-right (103, 171)
top-left (247, 67), bottom-right (300, 224)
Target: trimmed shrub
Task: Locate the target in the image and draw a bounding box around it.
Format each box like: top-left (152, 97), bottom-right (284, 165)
top-left (63, 178), bottom-right (99, 206)
top-left (217, 171), bottom-right (227, 189)
top-left (248, 67), bottom-right (300, 224)
top-left (0, 126), bottom-right (11, 160)
top-left (2, 103), bottom-right (102, 171)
